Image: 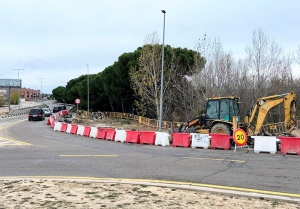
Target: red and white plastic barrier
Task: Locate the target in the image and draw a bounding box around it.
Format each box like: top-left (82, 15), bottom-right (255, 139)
top-left (96, 128), bottom-right (107, 139)
top-left (70, 124), bottom-right (78, 134)
top-left (171, 133), bottom-right (191, 148)
top-left (140, 131), bottom-right (156, 145)
top-left (60, 123), bottom-right (68, 132)
top-left (210, 133), bottom-right (231, 150)
top-left (278, 136), bottom-right (300, 155)
top-left (54, 122), bottom-right (62, 131)
top-left (115, 129), bottom-right (126, 142)
top-left (66, 124), bottom-right (72, 133)
top-left (89, 127), bottom-right (98, 138)
top-left (125, 130), bottom-right (140, 144)
top-left (253, 136), bottom-right (278, 154)
top-left (191, 133), bottom-right (210, 149)
top-left (155, 132), bottom-right (170, 146)
top-left (106, 129), bottom-right (116, 141)
top-left (83, 126), bottom-right (91, 137)
top-left (76, 125), bottom-right (85, 136)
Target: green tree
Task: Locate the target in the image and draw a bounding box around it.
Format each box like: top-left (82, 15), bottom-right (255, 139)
top-left (130, 32), bottom-right (204, 120)
top-left (10, 89), bottom-right (19, 104)
top-left (52, 86), bottom-right (66, 102)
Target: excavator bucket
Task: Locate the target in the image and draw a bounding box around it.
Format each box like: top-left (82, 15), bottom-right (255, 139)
top-left (291, 128), bottom-right (300, 137)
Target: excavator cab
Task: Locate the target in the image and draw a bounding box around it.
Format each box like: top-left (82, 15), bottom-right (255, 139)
top-left (205, 97), bottom-right (241, 122)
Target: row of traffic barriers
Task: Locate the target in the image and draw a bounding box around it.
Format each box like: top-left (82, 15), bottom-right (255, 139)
top-left (47, 111), bottom-right (300, 155)
top-left (47, 112), bottom-right (170, 146)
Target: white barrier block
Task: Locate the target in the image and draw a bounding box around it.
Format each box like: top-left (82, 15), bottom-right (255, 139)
top-left (115, 130), bottom-right (126, 142)
top-left (89, 127), bottom-right (98, 138)
top-left (53, 122), bottom-right (62, 132)
top-left (190, 133), bottom-right (210, 149)
top-left (155, 132), bottom-right (170, 146)
top-left (253, 136), bottom-right (278, 154)
top-left (77, 125), bottom-right (85, 136)
top-left (66, 124), bottom-right (72, 133)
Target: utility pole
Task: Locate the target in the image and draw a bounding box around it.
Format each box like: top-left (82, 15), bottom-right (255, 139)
top-left (13, 69), bottom-right (24, 109)
top-left (86, 64), bottom-right (89, 116)
top-left (159, 10), bottom-right (166, 132)
top-left (38, 78), bottom-right (45, 105)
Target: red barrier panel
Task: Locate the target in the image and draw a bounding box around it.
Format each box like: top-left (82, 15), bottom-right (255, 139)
top-left (61, 110), bottom-right (68, 115)
top-left (106, 129), bottom-right (116, 141)
top-left (46, 118), bottom-right (51, 125)
top-left (83, 126), bottom-right (91, 137)
top-left (70, 124), bottom-right (78, 134)
top-left (126, 130), bottom-right (140, 144)
top-left (96, 128), bottom-right (107, 139)
top-left (51, 120), bottom-right (56, 128)
top-left (171, 133), bottom-right (191, 148)
top-left (60, 123), bottom-right (68, 132)
top-left (278, 136), bottom-right (300, 155)
top-left (140, 131), bottom-right (156, 145)
top-left (209, 133), bottom-right (231, 150)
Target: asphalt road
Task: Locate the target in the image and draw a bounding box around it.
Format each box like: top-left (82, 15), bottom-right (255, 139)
top-left (0, 100), bottom-right (299, 197)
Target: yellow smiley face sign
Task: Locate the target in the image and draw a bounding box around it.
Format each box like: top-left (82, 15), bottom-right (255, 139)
top-left (233, 129), bottom-right (248, 146)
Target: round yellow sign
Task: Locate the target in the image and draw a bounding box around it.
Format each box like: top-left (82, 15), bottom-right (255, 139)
top-left (233, 129), bottom-right (248, 146)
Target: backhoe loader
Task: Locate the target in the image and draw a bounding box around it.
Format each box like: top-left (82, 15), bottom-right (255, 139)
top-left (177, 91), bottom-right (300, 138)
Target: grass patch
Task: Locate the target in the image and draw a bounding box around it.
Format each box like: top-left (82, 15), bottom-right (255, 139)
top-left (272, 200), bottom-right (278, 206)
top-left (4, 185), bottom-right (14, 189)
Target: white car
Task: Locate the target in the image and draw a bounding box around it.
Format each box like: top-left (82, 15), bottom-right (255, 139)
top-left (42, 108), bottom-right (52, 117)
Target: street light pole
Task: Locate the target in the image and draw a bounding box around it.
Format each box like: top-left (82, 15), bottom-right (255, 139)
top-left (159, 10), bottom-right (166, 132)
top-left (86, 64), bottom-right (89, 116)
top-left (13, 69), bottom-right (24, 109)
top-left (38, 78), bottom-right (45, 106)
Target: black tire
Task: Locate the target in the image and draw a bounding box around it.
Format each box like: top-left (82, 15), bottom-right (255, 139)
top-left (210, 123), bottom-right (231, 135)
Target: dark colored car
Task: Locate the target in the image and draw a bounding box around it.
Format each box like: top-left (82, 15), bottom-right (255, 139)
top-left (28, 108), bottom-right (45, 121)
top-left (59, 105), bottom-right (67, 110)
top-left (53, 106), bottom-right (60, 113)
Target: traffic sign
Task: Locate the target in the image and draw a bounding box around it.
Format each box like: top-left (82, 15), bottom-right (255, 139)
top-left (233, 128), bottom-right (248, 146)
top-left (75, 98), bottom-right (81, 104)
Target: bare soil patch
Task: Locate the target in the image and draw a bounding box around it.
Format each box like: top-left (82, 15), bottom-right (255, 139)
top-left (1, 179), bottom-right (299, 209)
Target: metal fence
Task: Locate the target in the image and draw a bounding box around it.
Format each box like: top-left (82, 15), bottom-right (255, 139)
top-left (80, 111), bottom-right (183, 131)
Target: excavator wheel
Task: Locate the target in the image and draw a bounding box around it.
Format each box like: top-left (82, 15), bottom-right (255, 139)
top-left (210, 123), bottom-right (231, 135)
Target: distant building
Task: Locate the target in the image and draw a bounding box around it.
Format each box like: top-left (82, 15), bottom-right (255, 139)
top-left (20, 88), bottom-right (41, 101)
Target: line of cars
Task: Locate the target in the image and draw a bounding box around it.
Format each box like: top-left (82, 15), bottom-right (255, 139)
top-left (28, 105), bottom-right (67, 121)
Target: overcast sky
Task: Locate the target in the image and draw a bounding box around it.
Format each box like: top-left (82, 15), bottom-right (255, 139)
top-left (1, 0), bottom-right (300, 94)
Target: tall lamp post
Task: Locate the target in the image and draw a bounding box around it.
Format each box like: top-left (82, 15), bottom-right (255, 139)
top-left (13, 69), bottom-right (24, 109)
top-left (86, 64), bottom-right (89, 116)
top-left (159, 10), bottom-right (166, 132)
top-left (38, 78), bottom-right (45, 105)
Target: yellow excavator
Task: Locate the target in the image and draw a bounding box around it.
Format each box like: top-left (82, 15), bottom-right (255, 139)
top-left (177, 91), bottom-right (300, 138)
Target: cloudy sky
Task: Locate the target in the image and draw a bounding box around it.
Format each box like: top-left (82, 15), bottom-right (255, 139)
top-left (1, 0), bottom-right (300, 93)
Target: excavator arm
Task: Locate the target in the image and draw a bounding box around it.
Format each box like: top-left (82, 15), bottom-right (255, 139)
top-left (247, 92), bottom-right (296, 135)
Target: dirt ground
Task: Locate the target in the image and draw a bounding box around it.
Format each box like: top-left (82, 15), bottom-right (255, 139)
top-left (1, 179), bottom-right (299, 209)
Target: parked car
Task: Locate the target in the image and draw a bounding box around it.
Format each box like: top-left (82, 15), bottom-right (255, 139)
top-left (42, 108), bottom-right (52, 117)
top-left (28, 108), bottom-right (45, 121)
top-left (59, 105), bottom-right (67, 110)
top-left (52, 106), bottom-right (60, 113)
